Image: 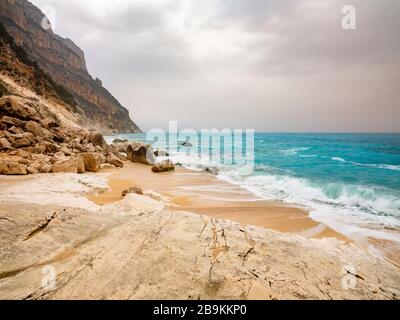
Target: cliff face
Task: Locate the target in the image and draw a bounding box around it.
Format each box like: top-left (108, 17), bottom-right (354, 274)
top-left (0, 0), bottom-right (141, 133)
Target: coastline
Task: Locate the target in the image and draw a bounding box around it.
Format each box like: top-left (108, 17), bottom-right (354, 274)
top-left (89, 162), bottom-right (349, 241)
top-left (1, 168), bottom-right (399, 299)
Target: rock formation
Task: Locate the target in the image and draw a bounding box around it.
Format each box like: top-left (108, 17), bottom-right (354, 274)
top-left (0, 0), bottom-right (141, 133)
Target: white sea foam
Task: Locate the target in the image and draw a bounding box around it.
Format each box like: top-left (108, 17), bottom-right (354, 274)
top-left (331, 157), bottom-right (400, 171)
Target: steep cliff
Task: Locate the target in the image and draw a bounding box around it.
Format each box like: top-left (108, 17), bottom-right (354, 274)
top-left (0, 0), bottom-right (141, 133)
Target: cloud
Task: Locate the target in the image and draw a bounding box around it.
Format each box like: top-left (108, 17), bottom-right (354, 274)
top-left (30, 0), bottom-right (400, 132)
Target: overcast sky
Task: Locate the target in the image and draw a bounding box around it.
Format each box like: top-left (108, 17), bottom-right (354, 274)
top-left (30, 0), bottom-right (400, 132)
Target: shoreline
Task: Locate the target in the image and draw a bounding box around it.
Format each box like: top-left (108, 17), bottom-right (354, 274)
top-left (0, 169), bottom-right (399, 299)
top-left (88, 162), bottom-right (349, 242)
top-left (89, 162), bottom-right (400, 267)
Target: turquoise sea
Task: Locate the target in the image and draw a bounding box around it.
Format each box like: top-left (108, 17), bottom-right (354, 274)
top-left (106, 133), bottom-right (400, 242)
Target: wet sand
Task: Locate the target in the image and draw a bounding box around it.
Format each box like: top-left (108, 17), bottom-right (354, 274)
top-left (89, 162), bottom-right (348, 241)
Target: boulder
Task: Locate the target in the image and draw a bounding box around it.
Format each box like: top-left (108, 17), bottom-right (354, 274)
top-left (0, 160), bottom-right (27, 175)
top-left (81, 152), bottom-right (103, 172)
top-left (39, 117), bottom-right (60, 129)
top-left (27, 166), bottom-right (39, 175)
top-left (88, 133), bottom-right (107, 149)
top-left (38, 163), bottom-right (52, 174)
top-left (151, 160), bottom-right (175, 173)
top-left (25, 121), bottom-right (53, 140)
top-left (51, 159), bottom-right (79, 174)
top-left (75, 157), bottom-right (86, 174)
top-left (100, 163), bottom-right (116, 170)
top-left (122, 187), bottom-right (144, 197)
top-left (106, 153), bottom-right (123, 168)
top-left (113, 138), bottom-right (128, 144)
top-left (2, 116), bottom-right (25, 127)
top-left (127, 142), bottom-right (155, 165)
top-left (43, 141), bottom-right (59, 154)
top-left (0, 96), bottom-right (38, 121)
top-left (8, 126), bottom-right (24, 134)
top-left (10, 132), bottom-right (36, 148)
top-left (0, 137), bottom-right (11, 150)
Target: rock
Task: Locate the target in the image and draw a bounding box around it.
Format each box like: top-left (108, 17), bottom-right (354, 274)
top-left (25, 143), bottom-right (47, 154)
top-left (88, 133), bottom-right (107, 149)
top-left (15, 149), bottom-right (32, 159)
top-left (122, 187), bottom-right (144, 197)
top-left (50, 157), bottom-right (85, 174)
top-left (43, 141), bottom-right (59, 154)
top-left (180, 141), bottom-right (193, 147)
top-left (51, 159), bottom-right (78, 174)
top-left (151, 160), bottom-right (175, 173)
top-left (113, 138), bottom-right (128, 144)
top-left (27, 166), bottom-right (39, 174)
top-left (75, 157), bottom-right (86, 174)
top-left (100, 163), bottom-right (116, 170)
top-left (0, 137), bottom-right (11, 150)
top-left (0, 96), bottom-right (38, 121)
top-left (127, 142), bottom-right (156, 165)
top-left (9, 132), bottom-right (36, 148)
top-left (154, 150), bottom-right (170, 157)
top-left (106, 153), bottom-right (123, 168)
top-left (81, 152), bottom-right (103, 172)
top-left (1, 116), bottom-right (25, 127)
top-left (39, 117), bottom-right (60, 129)
top-left (38, 163), bottom-right (52, 174)
top-left (0, 160), bottom-right (27, 175)
top-left (51, 151), bottom-right (68, 164)
top-left (25, 121), bottom-right (53, 140)
top-left (8, 126), bottom-right (24, 134)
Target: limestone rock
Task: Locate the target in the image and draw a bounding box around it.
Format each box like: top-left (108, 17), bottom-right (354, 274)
top-left (2, 116), bottom-right (25, 127)
top-left (81, 152), bottom-right (102, 172)
top-left (9, 132), bottom-right (36, 148)
top-left (122, 186), bottom-right (144, 197)
top-left (106, 153), bottom-right (123, 168)
top-left (0, 137), bottom-right (11, 150)
top-left (25, 121), bottom-right (53, 140)
top-left (151, 160), bottom-right (175, 173)
top-left (0, 160), bottom-right (27, 175)
top-left (127, 142), bottom-right (155, 165)
top-left (88, 132), bottom-right (107, 149)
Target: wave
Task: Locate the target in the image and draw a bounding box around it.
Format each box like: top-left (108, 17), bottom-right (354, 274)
top-left (279, 147), bottom-right (310, 156)
top-left (331, 157), bottom-right (400, 171)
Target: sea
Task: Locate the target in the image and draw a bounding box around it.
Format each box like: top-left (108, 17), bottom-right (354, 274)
top-left (105, 133), bottom-right (400, 243)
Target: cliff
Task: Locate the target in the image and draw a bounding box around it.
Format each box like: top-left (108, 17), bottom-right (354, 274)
top-left (0, 0), bottom-right (141, 133)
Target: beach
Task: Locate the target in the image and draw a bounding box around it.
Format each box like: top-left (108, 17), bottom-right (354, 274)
top-left (1, 163), bottom-right (399, 300)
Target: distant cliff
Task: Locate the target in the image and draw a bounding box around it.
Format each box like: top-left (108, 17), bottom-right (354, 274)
top-left (0, 0), bottom-right (141, 133)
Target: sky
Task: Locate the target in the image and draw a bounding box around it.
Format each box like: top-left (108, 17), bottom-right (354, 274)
top-left (30, 0), bottom-right (400, 132)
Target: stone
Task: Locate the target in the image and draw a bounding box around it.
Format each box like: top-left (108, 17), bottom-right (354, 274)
top-left (25, 121), bottom-right (53, 140)
top-left (127, 142), bottom-right (155, 165)
top-left (75, 157), bottom-right (86, 174)
top-left (113, 138), bottom-right (128, 144)
top-left (51, 159), bottom-right (78, 174)
top-left (81, 152), bottom-right (102, 172)
top-left (106, 153), bottom-right (123, 168)
top-left (27, 166), bottom-right (39, 174)
top-left (0, 160), bottom-right (27, 175)
top-left (10, 132), bottom-right (36, 148)
top-left (100, 163), bottom-right (116, 170)
top-left (151, 160), bottom-right (175, 173)
top-left (122, 187), bottom-right (144, 197)
top-left (39, 117), bottom-right (60, 129)
top-left (39, 163), bottom-right (52, 174)
top-left (43, 141), bottom-right (59, 154)
top-left (0, 96), bottom-right (38, 121)
top-left (0, 137), bottom-right (11, 150)
top-left (8, 126), bottom-right (24, 134)
top-left (88, 132), bottom-right (107, 149)
top-left (1, 116), bottom-right (25, 127)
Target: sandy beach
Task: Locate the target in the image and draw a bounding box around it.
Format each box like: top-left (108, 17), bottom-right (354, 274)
top-left (1, 166), bottom-right (400, 300)
top-left (89, 162), bottom-right (348, 241)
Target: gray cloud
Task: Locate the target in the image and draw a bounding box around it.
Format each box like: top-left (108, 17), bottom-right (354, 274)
top-left (31, 0), bottom-right (400, 132)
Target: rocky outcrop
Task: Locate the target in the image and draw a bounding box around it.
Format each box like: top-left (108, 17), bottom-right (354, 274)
top-left (0, 0), bottom-right (141, 133)
top-left (0, 92), bottom-right (125, 176)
